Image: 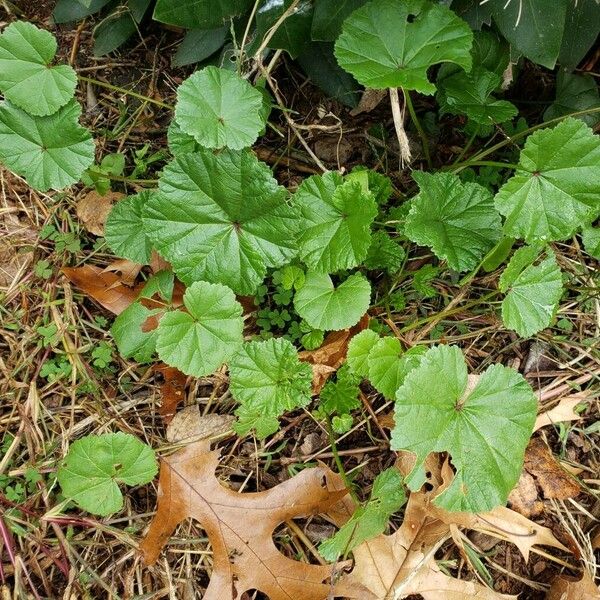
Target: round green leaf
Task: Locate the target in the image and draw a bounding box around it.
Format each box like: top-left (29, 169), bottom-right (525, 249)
top-left (346, 329), bottom-right (380, 378)
top-left (143, 148), bottom-right (299, 294)
top-left (405, 172), bottom-right (502, 272)
top-left (295, 173), bottom-right (377, 273)
top-left (0, 99), bottom-right (95, 192)
top-left (105, 191), bottom-right (154, 264)
top-left (495, 118), bottom-right (600, 243)
top-left (156, 281), bottom-right (244, 376)
top-left (229, 337), bottom-right (313, 439)
top-left (57, 432), bottom-right (158, 516)
top-left (334, 0), bottom-right (473, 93)
top-left (391, 345), bottom-right (537, 513)
top-left (0, 21), bottom-right (77, 116)
top-left (294, 271), bottom-right (371, 331)
top-left (174, 67), bottom-right (264, 150)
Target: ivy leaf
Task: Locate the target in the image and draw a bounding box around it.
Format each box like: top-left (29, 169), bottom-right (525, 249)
top-left (153, 0), bottom-right (253, 28)
top-left (334, 0), bottom-right (473, 93)
top-left (500, 248), bottom-right (563, 338)
top-left (582, 225), bottom-right (600, 259)
top-left (364, 231), bottom-right (405, 274)
top-left (320, 468), bottom-right (405, 561)
top-left (105, 191), bottom-right (154, 264)
top-left (57, 432), bottom-right (158, 516)
top-left (391, 345), bottom-right (537, 512)
top-left (229, 338), bottom-right (313, 439)
top-left (437, 67), bottom-right (517, 125)
top-left (0, 21), bottom-right (77, 116)
top-left (346, 329), bottom-right (380, 378)
top-left (495, 118), bottom-right (600, 243)
top-left (295, 173), bottom-right (377, 273)
top-left (319, 364), bottom-right (361, 416)
top-left (0, 99), bottom-right (95, 192)
top-left (111, 301), bottom-right (161, 364)
top-left (405, 172), bottom-right (502, 272)
top-left (156, 281), bottom-right (244, 376)
top-left (294, 271), bottom-right (371, 331)
top-left (544, 72), bottom-right (600, 128)
top-left (174, 67), bottom-right (264, 150)
top-left (143, 149), bottom-right (298, 294)
top-left (367, 337), bottom-right (426, 399)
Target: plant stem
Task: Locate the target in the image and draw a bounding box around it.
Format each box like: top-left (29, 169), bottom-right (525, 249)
top-left (326, 417), bottom-right (359, 502)
top-left (452, 125), bottom-right (480, 166)
top-left (403, 88), bottom-right (432, 168)
top-left (78, 75), bottom-right (174, 110)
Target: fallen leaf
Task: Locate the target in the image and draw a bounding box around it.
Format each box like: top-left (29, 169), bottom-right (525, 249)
top-left (102, 259), bottom-right (142, 286)
top-left (546, 572), bottom-right (599, 600)
top-left (76, 190), bottom-right (123, 236)
top-left (166, 406), bottom-right (234, 443)
top-left (62, 265), bottom-right (141, 315)
top-left (350, 88), bottom-right (387, 116)
top-left (524, 438), bottom-right (581, 500)
top-left (155, 365), bottom-right (187, 424)
top-left (139, 439), bottom-right (349, 600)
top-left (149, 249), bottom-right (171, 273)
top-left (535, 395), bottom-right (584, 431)
top-left (299, 314), bottom-right (369, 393)
top-left (508, 471), bottom-right (544, 518)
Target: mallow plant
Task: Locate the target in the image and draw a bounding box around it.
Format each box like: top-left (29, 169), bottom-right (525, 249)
top-left (0, 0), bottom-right (598, 518)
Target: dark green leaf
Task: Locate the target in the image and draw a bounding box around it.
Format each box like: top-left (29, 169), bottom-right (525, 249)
top-left (544, 72), bottom-right (600, 128)
top-left (311, 0), bottom-right (367, 41)
top-left (558, 0), bottom-right (600, 70)
top-left (172, 27), bottom-right (228, 67)
top-left (93, 12), bottom-right (137, 56)
top-left (153, 0), bottom-right (253, 29)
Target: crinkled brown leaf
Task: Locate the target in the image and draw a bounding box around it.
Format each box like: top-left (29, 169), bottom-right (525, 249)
top-left (76, 190), bottom-right (123, 236)
top-left (139, 439), bottom-right (350, 600)
top-left (155, 364), bottom-right (187, 424)
top-left (299, 314), bottom-right (369, 393)
top-left (508, 471), bottom-right (544, 518)
top-left (546, 572), bottom-right (599, 600)
top-left (102, 259), bottom-right (142, 287)
top-left (62, 264), bottom-right (141, 315)
top-left (166, 406), bottom-right (234, 443)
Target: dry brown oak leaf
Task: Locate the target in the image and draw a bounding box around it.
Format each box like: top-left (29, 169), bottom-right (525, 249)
top-left (139, 439), bottom-right (353, 600)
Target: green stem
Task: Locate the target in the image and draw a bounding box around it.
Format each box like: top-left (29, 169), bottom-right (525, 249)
top-left (403, 88), bottom-right (432, 169)
top-left (452, 125), bottom-right (480, 166)
top-left (78, 75), bottom-right (174, 111)
top-left (326, 417), bottom-right (359, 502)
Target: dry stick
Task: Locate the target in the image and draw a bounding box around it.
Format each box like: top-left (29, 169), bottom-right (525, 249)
top-left (389, 88), bottom-right (412, 167)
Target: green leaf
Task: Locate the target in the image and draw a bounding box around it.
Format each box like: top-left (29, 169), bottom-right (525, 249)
top-left (57, 432), bottom-right (157, 516)
top-left (495, 118), bottom-right (600, 243)
top-left (346, 329), bottom-right (380, 378)
top-left (481, 236), bottom-right (516, 272)
top-left (320, 364), bottom-right (361, 415)
top-left (490, 0), bottom-right (567, 69)
top-left (230, 338), bottom-right (313, 439)
top-left (438, 67), bottom-right (517, 125)
top-left (153, 0), bottom-right (253, 28)
top-left (332, 413), bottom-right (353, 434)
top-left (500, 249), bottom-right (563, 338)
top-left (93, 12), bottom-right (137, 56)
top-left (449, 0), bottom-right (493, 30)
top-left (105, 191), bottom-right (154, 264)
top-left (174, 67), bottom-right (264, 150)
top-left (167, 120), bottom-right (201, 155)
top-left (405, 172), bottom-right (502, 272)
top-left (470, 30), bottom-right (510, 77)
top-left (143, 149), bottom-right (298, 294)
top-left (295, 173), bottom-right (377, 273)
top-left (544, 72), bottom-right (600, 129)
top-left (253, 0), bottom-right (313, 58)
top-left (364, 231), bottom-right (405, 274)
top-left (558, 0), bottom-right (600, 70)
top-left (311, 0), bottom-right (367, 41)
top-left (582, 225), bottom-right (600, 259)
top-left (111, 301), bottom-right (161, 364)
top-left (294, 271), bottom-right (371, 331)
top-left (156, 281), bottom-right (244, 376)
top-left (391, 345), bottom-right (537, 512)
top-left (172, 27), bottom-right (228, 67)
top-left (320, 468), bottom-right (405, 561)
top-left (0, 21), bottom-right (77, 116)
top-left (0, 99), bottom-right (95, 192)
top-left (367, 338), bottom-right (426, 399)
top-left (334, 0), bottom-right (473, 93)
top-left (53, 0), bottom-right (112, 23)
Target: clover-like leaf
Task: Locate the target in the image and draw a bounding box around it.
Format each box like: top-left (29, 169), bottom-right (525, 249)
top-left (229, 338), bottom-right (313, 439)
top-left (294, 271), bottom-right (371, 331)
top-left (0, 21), bottom-right (77, 116)
top-left (500, 247), bottom-right (563, 338)
top-left (105, 191), bottom-right (154, 264)
top-left (495, 118), bottom-right (600, 243)
top-left (405, 172), bottom-right (502, 272)
top-left (391, 345), bottom-right (537, 512)
top-left (346, 329), bottom-right (380, 378)
top-left (294, 173), bottom-right (377, 273)
top-left (156, 281), bottom-right (244, 376)
top-left (143, 149), bottom-right (298, 294)
top-left (57, 432), bottom-right (158, 516)
top-left (174, 67), bottom-right (264, 150)
top-left (320, 468), bottom-right (406, 561)
top-left (437, 67), bottom-right (517, 125)
top-left (334, 0), bottom-right (473, 93)
top-left (367, 337), bottom-right (426, 399)
top-left (0, 99), bottom-right (95, 192)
